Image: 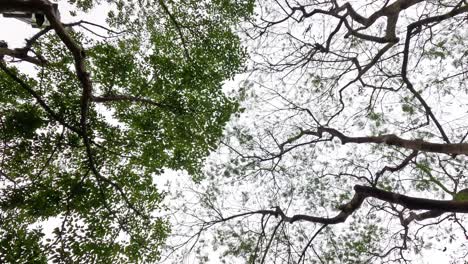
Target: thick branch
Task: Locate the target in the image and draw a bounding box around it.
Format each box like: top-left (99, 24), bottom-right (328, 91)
top-left (224, 185), bottom-right (468, 226)
top-left (337, 0), bottom-right (424, 27)
top-left (0, 47), bottom-right (45, 65)
top-left (402, 210), bottom-right (444, 226)
top-left (314, 127), bottom-right (468, 155)
top-left (354, 185), bottom-right (468, 213)
top-left (297, 0), bottom-right (424, 43)
top-left (2, 1), bottom-right (93, 125)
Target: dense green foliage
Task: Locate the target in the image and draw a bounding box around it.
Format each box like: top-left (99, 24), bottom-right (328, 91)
top-left (0, 0), bottom-right (252, 262)
top-left (163, 1), bottom-right (468, 263)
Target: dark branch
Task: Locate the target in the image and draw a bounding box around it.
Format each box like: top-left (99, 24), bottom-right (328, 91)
top-left (219, 185), bottom-right (468, 227)
top-left (0, 61), bottom-right (80, 134)
top-left (314, 127), bottom-right (468, 155)
top-left (0, 47), bottom-right (46, 65)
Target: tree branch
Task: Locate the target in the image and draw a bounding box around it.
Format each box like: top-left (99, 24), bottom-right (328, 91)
top-left (374, 150), bottom-right (419, 185)
top-left (0, 61), bottom-right (80, 134)
top-left (219, 185), bottom-right (468, 227)
top-left (313, 127), bottom-right (468, 155)
top-left (0, 47), bottom-right (46, 65)
top-left (401, 2), bottom-right (468, 143)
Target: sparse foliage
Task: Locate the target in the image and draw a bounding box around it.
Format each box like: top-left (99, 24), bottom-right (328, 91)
top-left (167, 1), bottom-right (468, 263)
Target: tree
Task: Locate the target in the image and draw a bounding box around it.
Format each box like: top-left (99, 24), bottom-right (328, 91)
top-left (0, 0), bottom-right (253, 262)
top-left (167, 0), bottom-right (468, 263)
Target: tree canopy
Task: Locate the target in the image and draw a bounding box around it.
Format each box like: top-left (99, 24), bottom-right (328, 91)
top-left (165, 0), bottom-right (468, 263)
top-left (0, 0), bottom-right (253, 262)
top-left (2, 0), bottom-right (468, 263)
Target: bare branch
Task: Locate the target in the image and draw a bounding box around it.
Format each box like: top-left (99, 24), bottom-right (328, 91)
top-left (0, 47), bottom-right (46, 65)
top-left (313, 127), bottom-right (468, 155)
